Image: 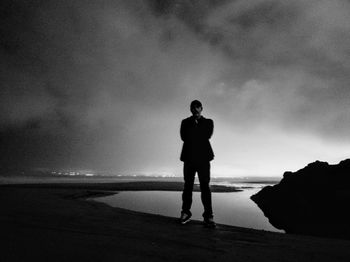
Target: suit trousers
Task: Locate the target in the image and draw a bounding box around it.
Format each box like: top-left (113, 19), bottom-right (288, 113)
top-left (181, 161), bottom-right (213, 219)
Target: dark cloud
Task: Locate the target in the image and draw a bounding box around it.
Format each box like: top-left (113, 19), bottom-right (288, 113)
top-left (1, 0), bottom-right (350, 174)
top-left (161, 0), bottom-right (350, 140)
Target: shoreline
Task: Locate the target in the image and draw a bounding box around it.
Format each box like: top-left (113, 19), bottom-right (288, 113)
top-left (0, 181), bottom-right (242, 192)
top-left (2, 182), bottom-right (350, 261)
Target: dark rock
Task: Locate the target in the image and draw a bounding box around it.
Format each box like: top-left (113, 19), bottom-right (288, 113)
top-left (251, 159), bottom-right (350, 239)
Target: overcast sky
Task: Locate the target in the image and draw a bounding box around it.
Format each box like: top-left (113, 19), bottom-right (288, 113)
top-left (1, 0), bottom-right (350, 177)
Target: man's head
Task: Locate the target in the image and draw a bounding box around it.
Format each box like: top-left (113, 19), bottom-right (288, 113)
top-left (190, 100), bottom-right (203, 119)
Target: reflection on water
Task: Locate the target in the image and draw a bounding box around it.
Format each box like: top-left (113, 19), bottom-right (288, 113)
top-left (94, 188), bottom-right (283, 233)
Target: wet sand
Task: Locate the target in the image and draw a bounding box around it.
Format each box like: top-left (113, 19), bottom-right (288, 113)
top-left (2, 182), bottom-right (350, 261)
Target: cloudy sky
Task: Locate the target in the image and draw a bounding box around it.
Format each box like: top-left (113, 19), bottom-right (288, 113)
top-left (1, 0), bottom-right (350, 177)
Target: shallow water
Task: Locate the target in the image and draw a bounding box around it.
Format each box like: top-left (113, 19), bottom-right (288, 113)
top-left (93, 187), bottom-right (283, 232)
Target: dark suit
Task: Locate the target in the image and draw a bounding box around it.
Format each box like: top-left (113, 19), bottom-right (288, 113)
top-left (180, 116), bottom-right (214, 163)
top-left (180, 116), bottom-right (214, 219)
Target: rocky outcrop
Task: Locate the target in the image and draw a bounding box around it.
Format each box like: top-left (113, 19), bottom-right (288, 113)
top-left (251, 159), bottom-right (350, 239)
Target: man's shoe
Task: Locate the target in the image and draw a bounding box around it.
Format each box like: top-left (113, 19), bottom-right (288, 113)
top-left (203, 217), bottom-right (216, 228)
top-left (179, 213), bottom-right (191, 225)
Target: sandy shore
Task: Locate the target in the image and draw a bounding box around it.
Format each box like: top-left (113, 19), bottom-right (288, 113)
top-left (2, 182), bottom-right (350, 262)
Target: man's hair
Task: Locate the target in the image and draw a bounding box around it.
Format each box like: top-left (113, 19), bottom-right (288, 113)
top-left (190, 100), bottom-right (202, 109)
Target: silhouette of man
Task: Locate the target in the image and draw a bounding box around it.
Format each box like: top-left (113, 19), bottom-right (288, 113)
top-left (179, 100), bottom-right (215, 227)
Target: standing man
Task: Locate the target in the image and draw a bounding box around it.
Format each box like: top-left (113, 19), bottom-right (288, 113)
top-left (179, 100), bottom-right (216, 227)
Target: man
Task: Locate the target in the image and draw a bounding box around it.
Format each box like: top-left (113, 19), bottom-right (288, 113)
top-left (179, 100), bottom-right (216, 227)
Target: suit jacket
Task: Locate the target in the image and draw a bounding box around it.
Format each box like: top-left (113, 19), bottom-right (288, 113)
top-left (180, 116), bottom-right (214, 162)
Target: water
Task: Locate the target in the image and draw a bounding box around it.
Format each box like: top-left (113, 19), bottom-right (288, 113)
top-left (93, 187), bottom-right (283, 232)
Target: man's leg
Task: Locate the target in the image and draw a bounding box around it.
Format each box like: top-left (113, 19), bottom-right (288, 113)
top-left (182, 162), bottom-right (196, 216)
top-left (198, 162), bottom-right (213, 219)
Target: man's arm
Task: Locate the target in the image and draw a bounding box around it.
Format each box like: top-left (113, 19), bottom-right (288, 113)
top-left (207, 119), bottom-right (214, 139)
top-left (180, 120), bottom-right (186, 141)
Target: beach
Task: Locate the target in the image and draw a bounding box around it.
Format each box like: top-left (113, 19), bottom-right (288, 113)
top-left (2, 181), bottom-right (350, 262)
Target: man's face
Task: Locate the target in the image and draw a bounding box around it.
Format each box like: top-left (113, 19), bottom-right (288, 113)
top-left (191, 106), bottom-right (202, 118)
